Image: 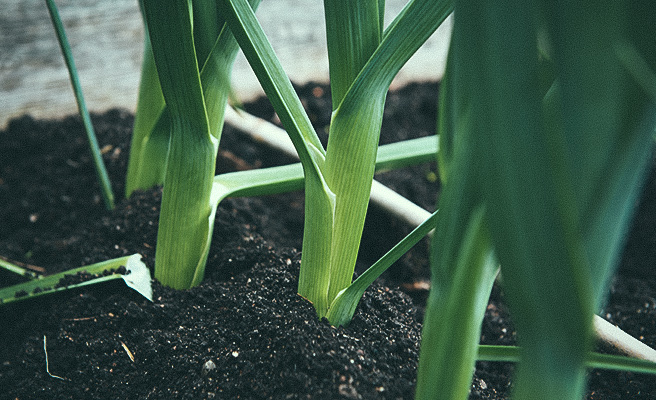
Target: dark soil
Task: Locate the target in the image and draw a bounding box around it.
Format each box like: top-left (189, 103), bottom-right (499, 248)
top-left (0, 82), bottom-right (654, 399)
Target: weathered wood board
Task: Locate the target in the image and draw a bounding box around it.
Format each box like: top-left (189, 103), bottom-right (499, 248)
top-left (0, 0), bottom-right (451, 129)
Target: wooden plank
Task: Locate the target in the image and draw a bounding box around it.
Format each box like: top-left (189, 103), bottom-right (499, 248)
top-left (0, 0), bottom-right (450, 129)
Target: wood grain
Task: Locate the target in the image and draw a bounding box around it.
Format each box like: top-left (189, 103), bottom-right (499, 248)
top-left (0, 0), bottom-right (451, 129)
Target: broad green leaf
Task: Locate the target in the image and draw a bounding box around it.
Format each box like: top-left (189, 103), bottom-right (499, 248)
top-left (192, 0), bottom-right (222, 66)
top-left (541, 1), bottom-right (654, 308)
top-left (323, 0), bottom-right (381, 109)
top-left (465, 1), bottom-right (593, 397)
top-left (127, 107), bottom-right (171, 197)
top-left (416, 59), bottom-right (498, 394)
top-left (417, 206), bottom-right (498, 400)
top-left (126, 0), bottom-right (166, 198)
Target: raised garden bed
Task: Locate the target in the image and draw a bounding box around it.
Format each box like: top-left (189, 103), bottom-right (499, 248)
top-left (1, 82), bottom-right (654, 399)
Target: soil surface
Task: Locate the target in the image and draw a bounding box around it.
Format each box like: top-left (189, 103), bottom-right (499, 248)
top-left (0, 82), bottom-right (654, 399)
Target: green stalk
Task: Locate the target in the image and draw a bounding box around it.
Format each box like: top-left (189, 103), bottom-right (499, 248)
top-left (416, 208), bottom-right (498, 400)
top-left (326, 210), bottom-right (439, 327)
top-left (416, 50), bottom-right (499, 396)
top-left (138, 0), bottom-right (262, 288)
top-left (322, 0), bottom-right (452, 312)
top-left (45, 0), bottom-right (114, 210)
top-left (320, 0), bottom-right (382, 314)
top-left (127, 0), bottom-right (260, 198)
top-left (217, 0), bottom-right (336, 315)
top-left (219, 0), bottom-right (451, 317)
top-left (143, 0), bottom-right (216, 289)
top-left (125, 2), bottom-right (167, 198)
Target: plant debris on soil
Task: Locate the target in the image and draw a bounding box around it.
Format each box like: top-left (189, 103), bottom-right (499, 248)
top-left (0, 82), bottom-right (654, 399)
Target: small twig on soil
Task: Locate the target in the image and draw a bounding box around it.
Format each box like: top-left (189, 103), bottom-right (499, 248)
top-left (120, 341), bottom-right (135, 362)
top-left (43, 335), bottom-right (66, 381)
top-left (0, 256), bottom-right (45, 274)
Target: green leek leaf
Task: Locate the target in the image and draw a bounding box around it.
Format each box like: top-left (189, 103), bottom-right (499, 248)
top-left (477, 345), bottom-right (656, 375)
top-left (218, 0), bottom-right (337, 315)
top-left (322, 0), bottom-right (453, 309)
top-left (144, 0), bottom-right (216, 289)
top-left (45, 0), bottom-right (114, 210)
top-left (326, 210), bottom-right (439, 327)
top-left (126, 0), bottom-right (166, 198)
top-left (0, 254), bottom-right (152, 305)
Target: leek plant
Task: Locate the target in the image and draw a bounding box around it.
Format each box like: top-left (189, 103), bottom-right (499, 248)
top-left (416, 1), bottom-right (656, 399)
top-left (217, 0), bottom-right (452, 319)
top-left (19, 0), bottom-right (656, 396)
top-left (135, 0), bottom-right (265, 289)
top-left (127, 0), bottom-right (447, 308)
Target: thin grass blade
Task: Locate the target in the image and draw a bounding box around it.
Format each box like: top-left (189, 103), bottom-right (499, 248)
top-left (45, 0), bottom-right (114, 210)
top-left (477, 345), bottom-right (656, 375)
top-left (0, 258), bottom-right (41, 280)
